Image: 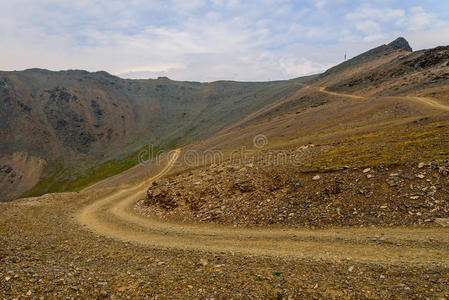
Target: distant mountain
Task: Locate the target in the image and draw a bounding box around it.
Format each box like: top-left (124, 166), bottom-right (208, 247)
top-left (0, 69), bottom-right (305, 201)
top-left (2, 37), bottom-right (449, 201)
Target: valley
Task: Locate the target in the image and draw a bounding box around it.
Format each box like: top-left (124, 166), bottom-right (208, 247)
top-left (1, 37), bottom-right (449, 299)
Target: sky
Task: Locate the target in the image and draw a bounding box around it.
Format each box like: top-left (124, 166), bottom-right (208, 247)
top-left (1, 0), bottom-right (449, 82)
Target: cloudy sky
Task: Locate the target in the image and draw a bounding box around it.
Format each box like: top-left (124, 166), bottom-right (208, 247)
top-left (1, 0), bottom-right (449, 81)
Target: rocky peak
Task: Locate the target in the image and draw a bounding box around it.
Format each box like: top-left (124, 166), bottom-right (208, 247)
top-left (388, 37), bottom-right (412, 52)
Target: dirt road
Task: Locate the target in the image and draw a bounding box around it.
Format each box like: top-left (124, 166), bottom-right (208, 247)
top-left (318, 86), bottom-right (449, 111)
top-left (76, 149), bottom-right (449, 267)
top-left (2, 141), bottom-right (449, 298)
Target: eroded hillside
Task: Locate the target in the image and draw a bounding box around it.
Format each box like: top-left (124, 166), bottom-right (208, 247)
top-left (138, 38), bottom-right (449, 228)
top-left (0, 70), bottom-right (305, 201)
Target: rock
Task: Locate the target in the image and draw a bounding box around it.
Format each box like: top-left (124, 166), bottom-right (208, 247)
top-left (99, 290), bottom-right (108, 297)
top-left (5, 276), bottom-right (11, 281)
top-left (410, 196), bottom-right (420, 200)
top-left (435, 218), bottom-right (449, 227)
top-left (416, 174), bottom-right (425, 179)
top-left (26, 290), bottom-right (32, 296)
top-left (439, 167), bottom-right (448, 176)
top-left (348, 266), bottom-right (354, 272)
top-left (200, 258), bottom-right (208, 266)
top-left (363, 168), bottom-right (371, 173)
top-left (312, 175), bottom-right (321, 181)
top-left (388, 37), bottom-right (412, 52)
top-left (336, 208), bottom-right (343, 216)
top-left (418, 162), bottom-right (425, 169)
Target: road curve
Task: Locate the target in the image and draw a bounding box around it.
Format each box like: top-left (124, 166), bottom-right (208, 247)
top-left (318, 86), bottom-right (365, 99)
top-left (76, 149), bottom-right (449, 266)
top-left (318, 86), bottom-right (449, 111)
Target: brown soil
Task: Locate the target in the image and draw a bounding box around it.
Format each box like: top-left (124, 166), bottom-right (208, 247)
top-left (0, 152), bottom-right (45, 201)
top-left (2, 41), bottom-right (449, 298)
top-left (138, 159), bottom-right (449, 228)
top-left (1, 149), bottom-right (448, 299)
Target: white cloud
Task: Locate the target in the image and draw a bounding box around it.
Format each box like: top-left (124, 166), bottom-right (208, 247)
top-left (346, 5), bottom-right (405, 23)
top-left (279, 57), bottom-right (332, 77)
top-left (227, 0), bottom-right (241, 9)
top-left (210, 0), bottom-right (223, 6)
top-left (356, 20), bottom-right (381, 34)
top-left (117, 63), bottom-right (186, 75)
top-left (407, 6), bottom-right (435, 30)
top-left (0, 1), bottom-right (448, 81)
top-left (315, 0), bottom-right (327, 9)
top-left (168, 0), bottom-right (207, 13)
top-left (406, 24), bottom-right (449, 49)
top-left (363, 34), bottom-right (386, 43)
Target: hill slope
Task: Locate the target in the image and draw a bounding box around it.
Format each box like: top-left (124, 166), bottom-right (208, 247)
top-left (135, 38), bottom-right (449, 227)
top-left (2, 37), bottom-right (449, 202)
top-left (0, 70), bottom-right (306, 201)
top-left (1, 37), bottom-right (449, 299)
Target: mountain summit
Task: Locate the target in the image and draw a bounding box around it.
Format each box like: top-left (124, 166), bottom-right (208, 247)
top-left (388, 37), bottom-right (412, 52)
top-left (320, 37), bottom-right (413, 80)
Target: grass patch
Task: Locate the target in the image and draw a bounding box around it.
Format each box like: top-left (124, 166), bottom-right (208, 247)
top-left (21, 144), bottom-right (163, 198)
top-left (310, 120), bottom-right (449, 169)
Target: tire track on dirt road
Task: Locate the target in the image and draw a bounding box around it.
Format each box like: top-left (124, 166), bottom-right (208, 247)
top-left (76, 149), bottom-right (449, 266)
top-left (318, 86), bottom-right (449, 111)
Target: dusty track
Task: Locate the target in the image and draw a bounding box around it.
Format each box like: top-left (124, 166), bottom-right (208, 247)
top-left (318, 86), bottom-right (449, 111)
top-left (77, 149), bottom-right (449, 267)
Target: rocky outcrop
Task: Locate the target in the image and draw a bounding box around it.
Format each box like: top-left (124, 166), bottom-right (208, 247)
top-left (388, 37), bottom-right (412, 52)
top-left (140, 159), bottom-right (449, 228)
top-left (0, 152), bottom-right (46, 202)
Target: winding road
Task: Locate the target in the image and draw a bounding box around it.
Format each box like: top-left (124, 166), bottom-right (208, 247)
top-left (76, 149), bottom-right (449, 266)
top-left (318, 86), bottom-right (449, 111)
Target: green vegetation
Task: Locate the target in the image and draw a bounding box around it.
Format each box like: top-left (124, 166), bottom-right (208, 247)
top-left (174, 275), bottom-right (183, 281)
top-left (311, 120), bottom-right (449, 170)
top-left (1, 69), bottom-right (310, 202)
top-left (166, 137), bottom-right (184, 150)
top-left (20, 145), bottom-right (163, 198)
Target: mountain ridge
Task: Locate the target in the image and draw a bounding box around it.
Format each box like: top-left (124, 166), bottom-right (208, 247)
top-left (2, 37), bottom-right (449, 202)
top-left (0, 68), bottom-right (306, 201)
